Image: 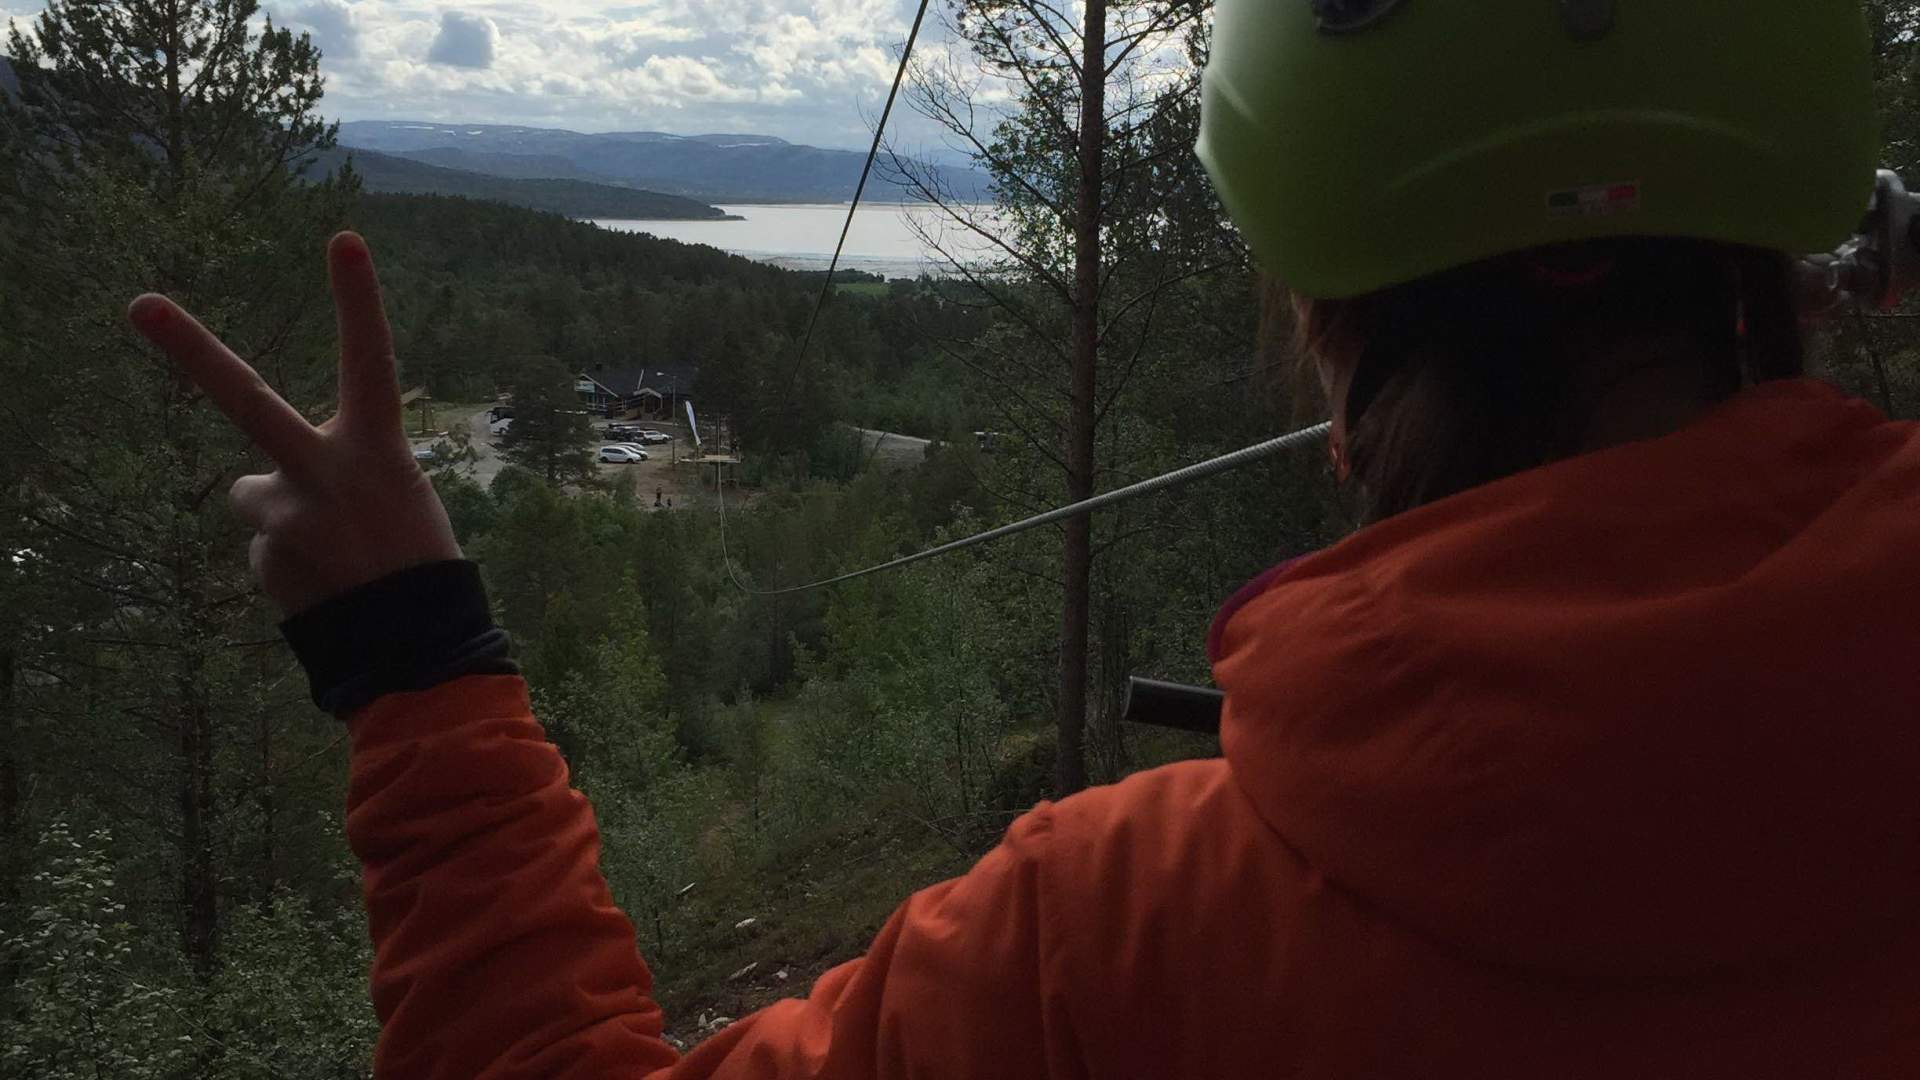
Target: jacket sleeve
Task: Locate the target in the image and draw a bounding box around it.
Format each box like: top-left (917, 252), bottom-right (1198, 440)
top-left (346, 674), bottom-right (1080, 1080)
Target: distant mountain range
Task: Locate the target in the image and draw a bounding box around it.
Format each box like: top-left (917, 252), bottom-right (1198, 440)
top-left (0, 57), bottom-right (989, 208)
top-left (310, 146), bottom-right (732, 220)
top-left (2, 54), bottom-right (725, 219)
top-left (337, 121), bottom-right (993, 204)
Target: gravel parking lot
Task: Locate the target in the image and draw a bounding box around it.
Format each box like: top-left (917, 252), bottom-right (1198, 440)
top-left (409, 412), bottom-right (701, 505)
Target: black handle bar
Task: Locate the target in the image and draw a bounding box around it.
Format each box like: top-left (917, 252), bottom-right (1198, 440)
top-left (1120, 677), bottom-right (1225, 736)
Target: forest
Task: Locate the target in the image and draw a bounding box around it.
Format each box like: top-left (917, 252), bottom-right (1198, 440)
top-left (3, 0), bottom-right (1920, 1076)
top-left (308, 147), bottom-right (736, 222)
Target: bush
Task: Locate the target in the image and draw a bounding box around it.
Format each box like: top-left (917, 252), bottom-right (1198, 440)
top-left (202, 891), bottom-right (378, 1079)
top-left (488, 463), bottom-right (546, 506)
top-left (1, 822), bottom-right (379, 1080)
top-left (1, 821), bottom-right (189, 1080)
top-left (431, 469), bottom-right (498, 544)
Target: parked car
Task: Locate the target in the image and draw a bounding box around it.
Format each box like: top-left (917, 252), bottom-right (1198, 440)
top-left (597, 445), bottom-right (647, 464)
top-left (632, 428), bottom-right (673, 444)
top-left (606, 423), bottom-right (642, 439)
top-left (613, 443), bottom-right (654, 459)
top-left (412, 446), bottom-right (437, 463)
top-left (489, 417), bottom-right (513, 436)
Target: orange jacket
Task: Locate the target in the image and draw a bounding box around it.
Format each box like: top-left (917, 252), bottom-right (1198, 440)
top-left (346, 379), bottom-right (1920, 1078)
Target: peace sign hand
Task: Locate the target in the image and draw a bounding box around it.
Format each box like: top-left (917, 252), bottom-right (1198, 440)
top-left (130, 232), bottom-right (462, 617)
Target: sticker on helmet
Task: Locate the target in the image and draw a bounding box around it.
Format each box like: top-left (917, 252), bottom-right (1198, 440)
top-left (1547, 182), bottom-right (1641, 217)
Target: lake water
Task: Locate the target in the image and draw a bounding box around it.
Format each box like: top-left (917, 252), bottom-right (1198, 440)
top-left (593, 203), bottom-right (996, 279)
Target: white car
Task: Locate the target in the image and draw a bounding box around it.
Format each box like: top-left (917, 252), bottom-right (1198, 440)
top-left (489, 418), bottom-right (513, 436)
top-left (614, 443), bottom-right (655, 459)
top-left (597, 445), bottom-right (647, 464)
top-left (632, 429), bottom-right (673, 445)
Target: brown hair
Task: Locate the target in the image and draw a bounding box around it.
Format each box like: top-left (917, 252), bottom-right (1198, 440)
top-left (1283, 238), bottom-right (1804, 524)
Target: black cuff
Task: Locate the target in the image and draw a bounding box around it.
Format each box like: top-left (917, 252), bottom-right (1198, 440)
top-left (280, 560), bottom-right (518, 716)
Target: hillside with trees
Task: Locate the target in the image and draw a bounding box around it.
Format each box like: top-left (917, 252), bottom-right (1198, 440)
top-left (341, 191), bottom-right (992, 451)
top-left (311, 146), bottom-right (734, 220)
top-left (338, 120), bottom-right (995, 203)
top-left (5, 0), bottom-right (1920, 1075)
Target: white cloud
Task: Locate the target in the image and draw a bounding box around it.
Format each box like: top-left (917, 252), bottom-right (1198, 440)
top-left (427, 10), bottom-right (498, 69)
top-left (598, 15), bottom-right (703, 67)
top-left (2, 5), bottom-right (38, 42)
top-left (274, 0), bottom-right (1044, 151)
top-left (286, 0), bottom-right (364, 60)
top-left (612, 55), bottom-right (753, 105)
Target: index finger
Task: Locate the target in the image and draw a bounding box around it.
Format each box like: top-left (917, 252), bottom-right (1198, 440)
top-left (128, 294), bottom-right (322, 468)
top-left (328, 232), bottom-right (402, 434)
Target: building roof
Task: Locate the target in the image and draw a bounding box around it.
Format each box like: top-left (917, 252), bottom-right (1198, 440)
top-left (641, 365), bottom-right (698, 396)
top-left (580, 367), bottom-right (647, 397)
top-left (579, 363), bottom-right (698, 399)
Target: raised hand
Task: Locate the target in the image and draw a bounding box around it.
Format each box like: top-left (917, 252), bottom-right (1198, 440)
top-left (130, 232), bottom-right (461, 616)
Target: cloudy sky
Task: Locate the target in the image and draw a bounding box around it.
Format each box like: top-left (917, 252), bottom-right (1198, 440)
top-left (3, 0), bottom-right (991, 151)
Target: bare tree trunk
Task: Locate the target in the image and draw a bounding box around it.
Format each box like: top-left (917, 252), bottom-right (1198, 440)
top-left (1057, 0), bottom-right (1109, 797)
top-left (177, 616), bottom-right (219, 978)
top-left (168, 374), bottom-right (221, 977)
top-left (255, 684), bottom-right (278, 909)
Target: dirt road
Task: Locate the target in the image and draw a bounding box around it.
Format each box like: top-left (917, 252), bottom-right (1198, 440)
top-left (851, 427), bottom-right (930, 469)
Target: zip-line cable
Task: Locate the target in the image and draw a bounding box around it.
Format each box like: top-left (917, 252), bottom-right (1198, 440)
top-left (715, 0), bottom-right (1329, 597)
top-left (717, 421), bottom-right (1332, 596)
top-left (782, 0), bottom-right (936, 398)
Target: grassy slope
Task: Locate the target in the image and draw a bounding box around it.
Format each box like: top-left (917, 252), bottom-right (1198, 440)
top-left (653, 808), bottom-right (969, 1040)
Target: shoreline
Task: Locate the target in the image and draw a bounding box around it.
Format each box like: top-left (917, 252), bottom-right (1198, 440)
top-left (591, 203), bottom-right (998, 280)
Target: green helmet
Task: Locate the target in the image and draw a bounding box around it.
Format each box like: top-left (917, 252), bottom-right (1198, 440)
top-left (1197, 0), bottom-right (1880, 299)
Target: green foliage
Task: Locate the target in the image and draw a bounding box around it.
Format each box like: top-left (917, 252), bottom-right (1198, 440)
top-left (348, 193), bottom-right (991, 454)
top-left (535, 588), bottom-right (673, 774)
top-left (844, 352), bottom-right (983, 440)
top-left (2, 822), bottom-right (188, 1080)
top-left (1867, 0), bottom-right (1920, 175)
top-left (202, 891), bottom-right (378, 1079)
top-left (806, 423), bottom-right (869, 483)
top-left (531, 591), bottom-right (724, 960)
top-left (313, 148), bottom-right (730, 219)
top-left (489, 463), bottom-right (547, 504)
top-left (499, 356), bottom-right (599, 487)
top-left (791, 533), bottom-right (1020, 851)
top-left (432, 469), bottom-right (499, 545)
top-left (2, 823), bottom-right (376, 1080)
top-left (0, 0), bottom-right (380, 1067)
top-left (0, 0), bottom-right (360, 1004)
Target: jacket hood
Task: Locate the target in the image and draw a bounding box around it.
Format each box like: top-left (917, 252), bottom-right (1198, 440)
top-left (1212, 379), bottom-right (1920, 978)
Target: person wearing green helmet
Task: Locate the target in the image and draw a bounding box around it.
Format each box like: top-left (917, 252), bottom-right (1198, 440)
top-left (1199, 0), bottom-right (1881, 519)
top-left (126, 0), bottom-right (1920, 1076)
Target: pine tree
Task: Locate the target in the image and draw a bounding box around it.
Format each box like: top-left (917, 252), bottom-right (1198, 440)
top-left (499, 356), bottom-right (600, 487)
top-left (0, 0), bottom-right (357, 983)
top-left (900, 0), bottom-right (1214, 793)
